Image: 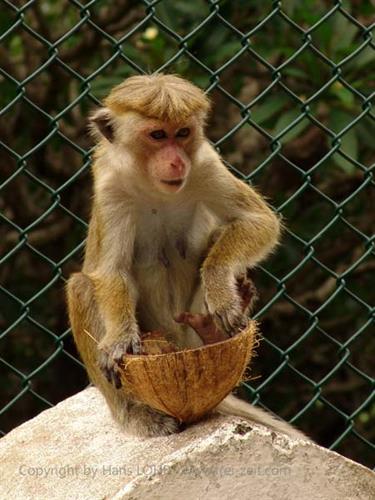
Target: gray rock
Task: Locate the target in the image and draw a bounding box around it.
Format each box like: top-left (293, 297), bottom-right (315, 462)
top-left (0, 387), bottom-right (374, 500)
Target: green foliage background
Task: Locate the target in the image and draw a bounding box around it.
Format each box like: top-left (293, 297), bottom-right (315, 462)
top-left (0, 0), bottom-right (374, 468)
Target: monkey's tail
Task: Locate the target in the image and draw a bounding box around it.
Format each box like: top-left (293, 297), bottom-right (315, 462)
top-left (217, 394), bottom-right (309, 441)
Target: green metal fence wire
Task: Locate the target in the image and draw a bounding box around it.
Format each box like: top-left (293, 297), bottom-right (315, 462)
top-left (0, 0), bottom-right (374, 468)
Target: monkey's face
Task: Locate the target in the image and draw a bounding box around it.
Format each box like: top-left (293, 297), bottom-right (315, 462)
top-left (139, 119), bottom-right (196, 194)
top-left (91, 108), bottom-right (203, 194)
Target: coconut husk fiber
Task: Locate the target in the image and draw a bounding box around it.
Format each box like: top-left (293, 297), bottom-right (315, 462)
top-left (119, 320), bottom-right (258, 423)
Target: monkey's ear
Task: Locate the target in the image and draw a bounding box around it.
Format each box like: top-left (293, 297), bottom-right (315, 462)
top-left (89, 108), bottom-right (114, 142)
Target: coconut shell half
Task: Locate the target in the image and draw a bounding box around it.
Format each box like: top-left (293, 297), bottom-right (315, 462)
top-left (119, 320), bottom-right (257, 423)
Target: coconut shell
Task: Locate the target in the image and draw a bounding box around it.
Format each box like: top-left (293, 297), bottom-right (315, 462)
top-left (140, 331), bottom-right (179, 354)
top-left (119, 320), bottom-right (258, 423)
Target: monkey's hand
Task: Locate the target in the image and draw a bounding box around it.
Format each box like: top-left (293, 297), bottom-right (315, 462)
top-left (202, 270), bottom-right (257, 336)
top-left (202, 270), bottom-right (245, 336)
top-left (98, 326), bottom-right (141, 389)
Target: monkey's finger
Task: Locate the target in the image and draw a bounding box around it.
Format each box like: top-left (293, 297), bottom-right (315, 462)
top-left (104, 364), bottom-right (122, 389)
top-left (238, 317), bottom-right (250, 332)
top-left (178, 422), bottom-right (187, 433)
top-left (231, 311), bottom-right (249, 333)
top-left (130, 336), bottom-right (141, 355)
top-left (225, 310), bottom-right (241, 335)
top-left (223, 309), bottom-right (245, 337)
top-left (230, 316), bottom-right (248, 336)
top-left (113, 369), bottom-right (122, 389)
top-left (215, 311), bottom-right (232, 336)
top-left (103, 365), bottom-right (113, 384)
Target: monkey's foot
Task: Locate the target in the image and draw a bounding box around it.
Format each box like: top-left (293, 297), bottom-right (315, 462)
top-left (98, 333), bottom-right (141, 389)
top-left (175, 312), bottom-right (228, 344)
top-left (129, 405), bottom-right (181, 437)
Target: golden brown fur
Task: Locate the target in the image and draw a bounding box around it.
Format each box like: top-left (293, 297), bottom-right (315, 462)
top-left (105, 73), bottom-right (211, 122)
top-left (66, 74), bottom-right (306, 440)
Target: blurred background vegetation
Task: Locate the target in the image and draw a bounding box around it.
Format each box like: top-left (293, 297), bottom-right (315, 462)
top-left (0, 0), bottom-right (374, 468)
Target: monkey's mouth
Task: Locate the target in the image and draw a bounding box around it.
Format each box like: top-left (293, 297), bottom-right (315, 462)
top-left (161, 179), bottom-right (184, 188)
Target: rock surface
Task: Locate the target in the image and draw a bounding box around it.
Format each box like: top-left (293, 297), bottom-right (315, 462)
top-left (0, 387), bottom-right (374, 500)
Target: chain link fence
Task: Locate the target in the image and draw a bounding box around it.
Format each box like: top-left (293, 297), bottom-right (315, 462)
top-left (0, 0), bottom-right (374, 468)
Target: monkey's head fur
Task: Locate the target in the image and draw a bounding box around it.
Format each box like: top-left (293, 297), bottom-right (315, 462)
top-left (91, 73), bottom-right (211, 195)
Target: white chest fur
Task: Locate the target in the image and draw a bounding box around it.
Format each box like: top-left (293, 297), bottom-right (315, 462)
top-left (133, 200), bottom-right (217, 266)
top-left (132, 200), bottom-right (218, 339)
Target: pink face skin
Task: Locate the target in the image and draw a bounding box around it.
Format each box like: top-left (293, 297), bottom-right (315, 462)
top-left (138, 120), bottom-right (196, 194)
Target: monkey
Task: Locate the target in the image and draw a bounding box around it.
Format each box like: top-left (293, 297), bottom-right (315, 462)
top-left (66, 73), bottom-right (307, 440)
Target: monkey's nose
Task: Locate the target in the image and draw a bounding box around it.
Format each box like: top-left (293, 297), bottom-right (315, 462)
top-left (171, 163), bottom-right (184, 177)
top-left (170, 159), bottom-right (185, 175)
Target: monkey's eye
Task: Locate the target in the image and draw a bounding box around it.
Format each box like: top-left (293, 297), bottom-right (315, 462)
top-left (176, 127), bottom-right (190, 138)
top-left (150, 129), bottom-right (167, 140)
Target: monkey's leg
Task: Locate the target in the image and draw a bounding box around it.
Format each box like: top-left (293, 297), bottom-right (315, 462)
top-left (66, 272), bottom-right (180, 437)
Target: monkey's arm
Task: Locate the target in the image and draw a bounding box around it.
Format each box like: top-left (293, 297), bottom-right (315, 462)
top-left (200, 156), bottom-right (281, 333)
top-left (90, 271), bottom-right (139, 344)
top-left (204, 175), bottom-right (280, 269)
top-left (83, 205), bottom-right (140, 385)
top-left (89, 270), bottom-right (140, 387)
